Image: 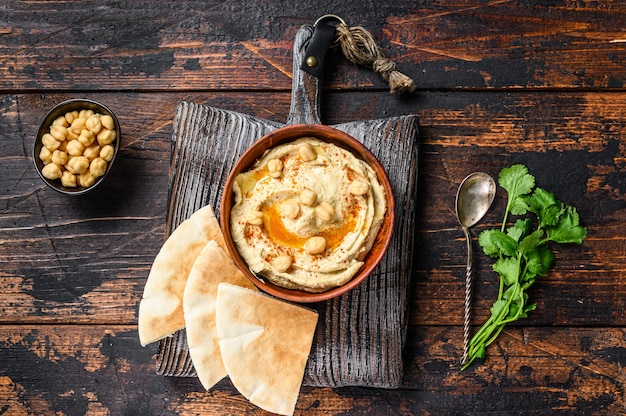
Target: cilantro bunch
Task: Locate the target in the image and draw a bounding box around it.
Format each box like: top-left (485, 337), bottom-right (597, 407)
top-left (461, 164), bottom-right (587, 370)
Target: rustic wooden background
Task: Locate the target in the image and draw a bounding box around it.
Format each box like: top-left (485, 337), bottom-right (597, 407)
top-left (1, 1), bottom-right (625, 414)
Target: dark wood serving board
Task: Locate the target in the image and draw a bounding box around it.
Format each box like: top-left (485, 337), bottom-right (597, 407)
top-left (154, 25), bottom-right (419, 388)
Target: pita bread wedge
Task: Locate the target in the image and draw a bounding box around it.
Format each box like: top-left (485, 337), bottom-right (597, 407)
top-left (183, 240), bottom-right (256, 390)
top-left (216, 283), bottom-right (318, 416)
top-left (138, 204), bottom-right (226, 346)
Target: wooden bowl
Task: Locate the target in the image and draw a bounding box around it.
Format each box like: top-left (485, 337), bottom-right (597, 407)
top-left (220, 124), bottom-right (395, 303)
top-left (33, 99), bottom-right (120, 195)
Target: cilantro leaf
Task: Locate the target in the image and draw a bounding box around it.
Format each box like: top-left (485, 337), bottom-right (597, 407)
top-left (478, 229), bottom-right (500, 258)
top-left (507, 288), bottom-right (526, 319)
top-left (490, 231), bottom-right (518, 257)
top-left (518, 229), bottom-right (544, 256)
top-left (507, 218), bottom-right (532, 242)
top-left (509, 292), bottom-right (537, 320)
top-left (521, 270), bottom-right (538, 286)
top-left (509, 197), bottom-right (530, 216)
top-left (499, 164), bottom-right (535, 198)
top-left (524, 187), bottom-right (556, 216)
top-left (476, 344), bottom-right (486, 360)
top-left (546, 205), bottom-right (588, 244)
top-left (499, 164), bottom-right (535, 215)
top-left (493, 257), bottom-right (519, 286)
top-left (490, 299), bottom-right (508, 317)
top-left (525, 244), bottom-right (554, 277)
top-left (524, 303), bottom-right (537, 314)
top-left (540, 203), bottom-right (565, 228)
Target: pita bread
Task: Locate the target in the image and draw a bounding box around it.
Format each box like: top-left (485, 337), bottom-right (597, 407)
top-left (138, 204), bottom-right (226, 346)
top-left (183, 240), bottom-right (256, 390)
top-left (216, 283), bottom-right (318, 416)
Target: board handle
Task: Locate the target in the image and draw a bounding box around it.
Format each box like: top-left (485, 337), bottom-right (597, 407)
top-left (287, 25), bottom-right (322, 125)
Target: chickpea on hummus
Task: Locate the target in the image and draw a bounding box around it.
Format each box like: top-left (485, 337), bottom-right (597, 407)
top-left (230, 137), bottom-right (387, 293)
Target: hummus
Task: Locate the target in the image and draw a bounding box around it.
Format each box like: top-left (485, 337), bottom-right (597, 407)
top-left (230, 137), bottom-right (387, 293)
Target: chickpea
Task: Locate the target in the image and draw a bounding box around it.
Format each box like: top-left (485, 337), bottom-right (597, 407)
top-left (79, 109), bottom-right (94, 119)
top-left (65, 110), bottom-right (79, 124)
top-left (349, 180), bottom-right (370, 196)
top-left (100, 144), bottom-right (115, 162)
top-left (66, 156), bottom-right (89, 174)
top-left (271, 255), bottom-right (293, 273)
top-left (41, 163), bottom-right (63, 180)
top-left (41, 133), bottom-right (60, 151)
top-left (77, 129), bottom-right (95, 147)
top-left (86, 114), bottom-right (102, 134)
top-left (51, 150), bottom-right (68, 166)
top-left (304, 236), bottom-right (327, 255)
top-left (96, 128), bottom-right (116, 146)
top-left (58, 140), bottom-right (68, 152)
top-left (297, 224), bottom-right (316, 238)
top-left (244, 209), bottom-right (264, 225)
top-left (100, 114), bottom-right (115, 130)
top-left (39, 147), bottom-right (53, 164)
top-left (298, 142), bottom-right (316, 162)
top-left (78, 171), bottom-right (96, 188)
top-left (66, 126), bottom-right (80, 141)
top-left (61, 171), bottom-right (77, 187)
top-left (299, 189), bottom-right (317, 206)
top-left (70, 117), bottom-right (86, 135)
top-left (315, 201), bottom-right (335, 221)
top-left (66, 139), bottom-right (85, 157)
top-left (83, 143), bottom-right (101, 161)
top-left (267, 158), bottom-right (283, 178)
top-left (52, 116), bottom-right (68, 127)
top-left (281, 199), bottom-right (300, 219)
top-left (50, 124), bottom-right (68, 141)
top-left (89, 157), bottom-right (107, 178)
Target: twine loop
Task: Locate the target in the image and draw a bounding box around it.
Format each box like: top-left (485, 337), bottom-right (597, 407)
top-left (332, 21), bottom-right (416, 94)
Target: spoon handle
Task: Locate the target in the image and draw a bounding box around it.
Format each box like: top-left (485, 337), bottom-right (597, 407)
top-left (461, 225), bottom-right (472, 366)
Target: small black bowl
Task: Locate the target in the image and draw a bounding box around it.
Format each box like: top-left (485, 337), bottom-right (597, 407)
top-left (34, 99), bottom-right (121, 195)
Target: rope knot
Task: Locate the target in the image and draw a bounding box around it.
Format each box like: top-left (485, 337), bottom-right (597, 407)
top-left (333, 22), bottom-right (415, 94)
top-left (373, 58), bottom-right (397, 80)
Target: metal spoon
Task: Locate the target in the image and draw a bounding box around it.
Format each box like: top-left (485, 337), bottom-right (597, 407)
top-left (455, 172), bottom-right (496, 365)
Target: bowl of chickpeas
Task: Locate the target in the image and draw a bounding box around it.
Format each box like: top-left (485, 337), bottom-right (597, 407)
top-left (34, 99), bottom-right (120, 195)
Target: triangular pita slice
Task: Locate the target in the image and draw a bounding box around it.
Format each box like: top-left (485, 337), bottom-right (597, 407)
top-left (216, 283), bottom-right (318, 416)
top-left (183, 240), bottom-right (256, 390)
top-left (138, 204), bottom-right (226, 346)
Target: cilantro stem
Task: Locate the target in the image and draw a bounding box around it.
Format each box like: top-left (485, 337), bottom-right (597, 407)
top-left (497, 265), bottom-right (505, 300)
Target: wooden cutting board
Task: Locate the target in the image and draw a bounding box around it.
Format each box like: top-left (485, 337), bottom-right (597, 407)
top-left (154, 24), bottom-right (419, 388)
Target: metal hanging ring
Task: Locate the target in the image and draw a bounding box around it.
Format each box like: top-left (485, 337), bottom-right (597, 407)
top-left (314, 14), bottom-right (347, 28)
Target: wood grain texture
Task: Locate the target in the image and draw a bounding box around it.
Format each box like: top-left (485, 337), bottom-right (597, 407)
top-left (1, 1), bottom-right (625, 91)
top-left (0, 325), bottom-right (623, 415)
top-left (1, 1), bottom-right (626, 413)
top-left (2, 90), bottom-right (622, 326)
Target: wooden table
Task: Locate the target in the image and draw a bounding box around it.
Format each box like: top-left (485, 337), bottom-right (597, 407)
top-left (1, 1), bottom-right (625, 414)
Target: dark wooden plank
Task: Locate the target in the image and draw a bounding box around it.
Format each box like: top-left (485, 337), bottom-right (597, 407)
top-left (1, 90), bottom-right (624, 328)
top-left (0, 325), bottom-right (623, 415)
top-left (1, 1), bottom-right (626, 91)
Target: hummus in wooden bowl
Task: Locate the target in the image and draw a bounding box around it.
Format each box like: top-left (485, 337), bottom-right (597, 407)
top-left (220, 124), bottom-right (394, 303)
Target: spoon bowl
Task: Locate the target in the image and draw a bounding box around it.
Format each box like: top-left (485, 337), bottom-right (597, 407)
top-left (456, 172), bottom-right (497, 228)
top-left (455, 172), bottom-right (496, 366)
